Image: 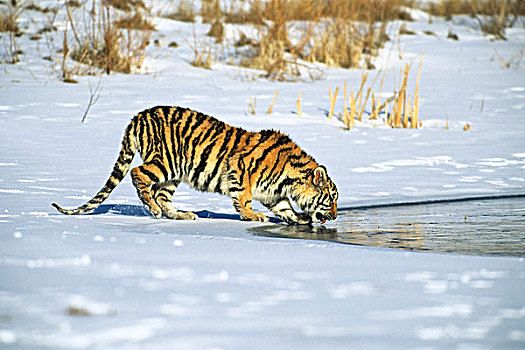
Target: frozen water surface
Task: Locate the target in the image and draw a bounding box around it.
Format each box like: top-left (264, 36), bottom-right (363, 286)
top-left (253, 196), bottom-right (525, 257)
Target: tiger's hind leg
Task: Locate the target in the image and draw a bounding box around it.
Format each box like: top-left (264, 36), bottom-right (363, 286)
top-left (151, 180), bottom-right (197, 220)
top-left (131, 163), bottom-right (165, 218)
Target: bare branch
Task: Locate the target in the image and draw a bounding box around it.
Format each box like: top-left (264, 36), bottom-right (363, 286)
top-left (81, 77), bottom-right (103, 123)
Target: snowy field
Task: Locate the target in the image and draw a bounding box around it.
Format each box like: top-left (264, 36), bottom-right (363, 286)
top-left (1, 2), bottom-right (524, 349)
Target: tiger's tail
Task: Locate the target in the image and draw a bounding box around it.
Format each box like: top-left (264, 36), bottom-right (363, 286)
top-left (52, 118), bottom-right (137, 215)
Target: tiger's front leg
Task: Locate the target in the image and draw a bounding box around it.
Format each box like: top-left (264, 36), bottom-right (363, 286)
top-left (230, 189), bottom-right (269, 222)
top-left (227, 169), bottom-right (268, 222)
top-left (266, 198), bottom-right (311, 225)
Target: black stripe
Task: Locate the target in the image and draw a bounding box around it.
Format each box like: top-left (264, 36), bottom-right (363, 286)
top-left (167, 108), bottom-right (181, 177)
top-left (255, 166), bottom-right (268, 187)
top-left (144, 114), bottom-right (157, 158)
top-left (160, 106), bottom-right (173, 120)
top-left (191, 127), bottom-right (223, 184)
top-left (251, 134), bottom-right (290, 174)
top-left (236, 157), bottom-right (246, 182)
top-left (181, 112), bottom-right (199, 167)
top-left (151, 158), bottom-right (168, 180)
top-left (137, 116), bottom-right (147, 154)
top-left (111, 165), bottom-right (124, 180)
top-left (247, 157), bottom-right (255, 175)
top-left (141, 167), bottom-right (160, 183)
top-left (276, 177), bottom-right (296, 195)
top-left (228, 186), bottom-right (244, 193)
top-left (189, 123), bottom-right (216, 173)
top-left (261, 146), bottom-right (294, 189)
top-left (241, 131), bottom-right (275, 158)
top-left (213, 128), bottom-right (246, 193)
top-left (173, 111), bottom-right (185, 176)
top-left (160, 119), bottom-right (176, 177)
top-left (202, 127), bottom-right (235, 190)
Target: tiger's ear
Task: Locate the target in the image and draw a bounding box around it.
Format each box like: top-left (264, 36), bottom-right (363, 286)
top-left (313, 166), bottom-right (327, 187)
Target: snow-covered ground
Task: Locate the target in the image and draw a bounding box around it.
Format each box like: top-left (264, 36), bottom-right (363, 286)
top-left (1, 3), bottom-right (524, 349)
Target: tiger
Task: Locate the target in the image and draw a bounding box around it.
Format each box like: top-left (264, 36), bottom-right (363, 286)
top-left (52, 106), bottom-right (338, 225)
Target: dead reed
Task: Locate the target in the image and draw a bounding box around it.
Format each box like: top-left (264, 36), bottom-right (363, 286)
top-left (224, 0), bottom-right (265, 25)
top-left (164, 0), bottom-right (196, 23)
top-left (425, 0), bottom-right (524, 39)
top-left (336, 54), bottom-right (424, 130)
top-left (388, 55), bottom-right (423, 128)
top-left (296, 91), bottom-right (302, 116)
top-left (231, 0), bottom-right (408, 80)
top-left (65, 0), bottom-right (152, 75)
top-left (190, 22), bottom-right (213, 69)
top-left (114, 11), bottom-right (155, 31)
top-left (267, 91), bottom-right (278, 115)
top-left (328, 86), bottom-right (340, 119)
top-left (0, 0), bottom-right (24, 64)
top-left (248, 96), bottom-right (256, 115)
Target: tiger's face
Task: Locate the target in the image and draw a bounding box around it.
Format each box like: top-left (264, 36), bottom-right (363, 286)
top-left (296, 166), bottom-right (338, 224)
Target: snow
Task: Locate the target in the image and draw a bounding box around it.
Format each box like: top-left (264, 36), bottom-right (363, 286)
top-left (1, 3), bottom-right (524, 349)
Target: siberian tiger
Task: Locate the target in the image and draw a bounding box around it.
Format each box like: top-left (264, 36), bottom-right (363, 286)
top-left (52, 106), bottom-right (338, 225)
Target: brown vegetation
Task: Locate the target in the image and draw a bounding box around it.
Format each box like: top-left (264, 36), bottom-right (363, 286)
top-left (426, 0), bottom-right (524, 39)
top-left (164, 0), bottom-right (196, 23)
top-left (224, 0), bottom-right (410, 80)
top-left (0, 0), bottom-right (24, 63)
top-left (333, 54), bottom-right (423, 130)
top-left (114, 11), bottom-right (155, 31)
top-left (64, 0), bottom-right (153, 76)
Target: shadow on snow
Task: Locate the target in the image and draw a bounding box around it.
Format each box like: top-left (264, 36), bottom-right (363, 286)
top-left (86, 204), bottom-right (282, 223)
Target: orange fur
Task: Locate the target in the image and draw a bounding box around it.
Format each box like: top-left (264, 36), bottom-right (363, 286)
top-left (53, 106), bottom-right (338, 224)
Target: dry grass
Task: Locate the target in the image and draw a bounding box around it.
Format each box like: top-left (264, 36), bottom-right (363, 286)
top-left (114, 11), bottom-right (155, 31)
top-left (104, 0), bottom-right (147, 12)
top-left (296, 91), bottom-right (302, 116)
top-left (66, 306), bottom-right (93, 317)
top-left (267, 91), bottom-right (278, 114)
top-left (335, 54), bottom-right (423, 130)
top-left (224, 0), bottom-right (265, 25)
top-left (0, 3), bottom-right (21, 33)
top-left (65, 1), bottom-right (152, 75)
top-left (387, 57), bottom-right (423, 128)
top-left (230, 0), bottom-right (407, 79)
top-left (248, 96), bottom-right (256, 114)
top-left (426, 0), bottom-right (524, 39)
top-left (328, 86), bottom-right (340, 119)
top-left (237, 1), bottom-right (304, 81)
top-left (240, 35), bottom-right (298, 80)
top-left (262, 0), bottom-right (410, 22)
top-left (105, 0), bottom-right (147, 12)
top-left (0, 0), bottom-right (25, 63)
top-left (307, 20), bottom-right (367, 69)
top-left (190, 24), bottom-right (213, 69)
top-left (203, 0), bottom-right (224, 41)
top-left (164, 0), bottom-right (196, 23)
top-left (427, 0), bottom-right (524, 17)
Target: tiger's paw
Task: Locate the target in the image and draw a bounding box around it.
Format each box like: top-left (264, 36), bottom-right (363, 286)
top-left (177, 211), bottom-right (198, 220)
top-left (161, 207), bottom-right (197, 220)
top-left (292, 213), bottom-right (312, 225)
top-left (144, 204), bottom-right (162, 219)
top-left (241, 212), bottom-right (269, 222)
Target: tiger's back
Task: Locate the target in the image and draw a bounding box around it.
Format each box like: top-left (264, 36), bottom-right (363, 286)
top-left (53, 106), bottom-right (338, 225)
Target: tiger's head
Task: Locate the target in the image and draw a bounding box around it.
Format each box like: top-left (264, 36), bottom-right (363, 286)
top-left (294, 166), bottom-right (338, 224)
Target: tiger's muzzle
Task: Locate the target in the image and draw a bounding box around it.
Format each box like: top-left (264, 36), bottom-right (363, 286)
top-left (315, 202), bottom-right (337, 224)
